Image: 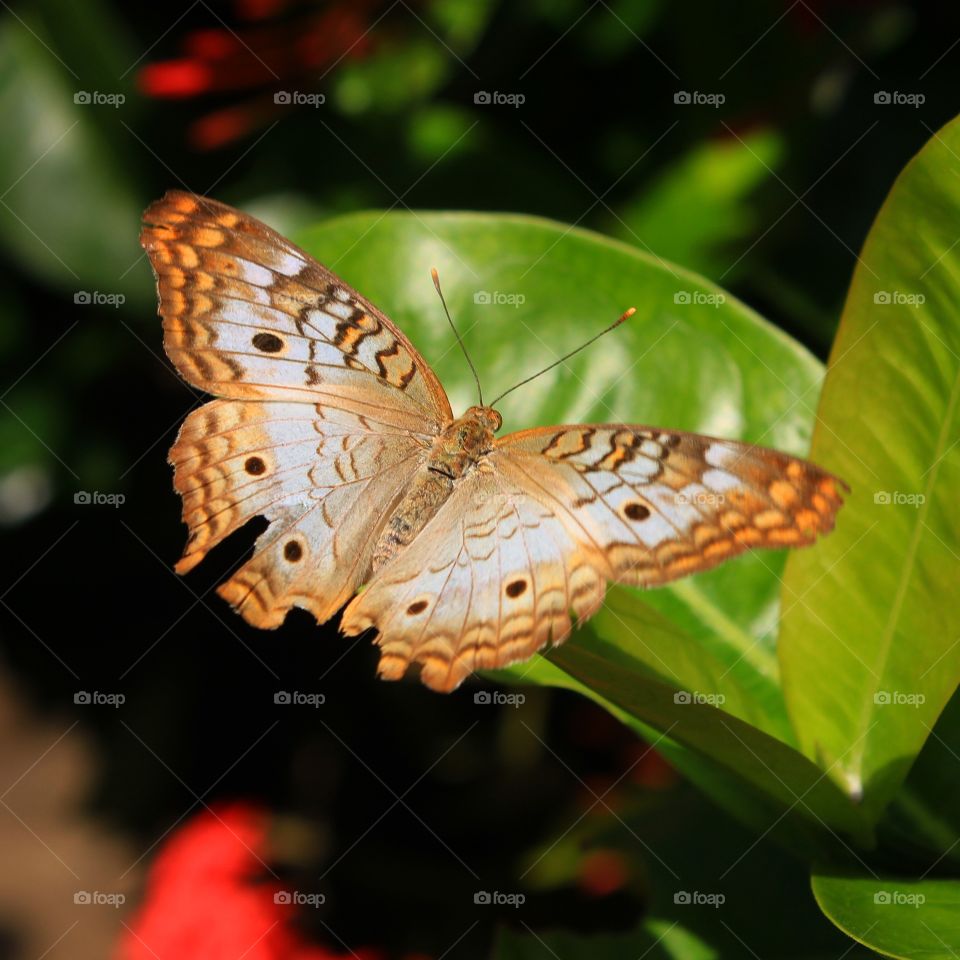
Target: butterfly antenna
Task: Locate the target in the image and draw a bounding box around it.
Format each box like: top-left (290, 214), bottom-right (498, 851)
top-left (489, 307), bottom-right (636, 408)
top-left (431, 268), bottom-right (483, 406)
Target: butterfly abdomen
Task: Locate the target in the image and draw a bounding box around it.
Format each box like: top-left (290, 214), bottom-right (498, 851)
top-left (369, 407), bottom-right (500, 573)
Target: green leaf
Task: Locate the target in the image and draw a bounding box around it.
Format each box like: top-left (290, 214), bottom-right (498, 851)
top-left (495, 919), bottom-right (716, 960)
top-left (778, 114), bottom-right (960, 819)
top-left (614, 130), bottom-right (784, 279)
top-left (0, 18), bottom-right (144, 303)
top-left (296, 210), bottom-right (827, 747)
top-left (813, 870), bottom-right (960, 960)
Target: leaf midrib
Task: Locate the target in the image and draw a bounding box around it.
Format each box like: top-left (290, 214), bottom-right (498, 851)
top-left (847, 349), bottom-right (960, 788)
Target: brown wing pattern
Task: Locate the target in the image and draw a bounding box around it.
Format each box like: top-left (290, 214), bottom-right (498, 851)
top-left (141, 190), bottom-right (452, 432)
top-left (341, 424), bottom-right (845, 691)
top-left (496, 424), bottom-right (845, 586)
top-left (172, 399), bottom-right (427, 627)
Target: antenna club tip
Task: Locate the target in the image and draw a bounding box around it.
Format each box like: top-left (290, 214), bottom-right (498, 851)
top-left (622, 306), bottom-right (637, 320)
top-left (430, 267), bottom-right (440, 288)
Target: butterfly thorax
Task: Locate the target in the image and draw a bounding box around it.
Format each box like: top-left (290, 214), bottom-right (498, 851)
top-left (369, 406), bottom-right (502, 574)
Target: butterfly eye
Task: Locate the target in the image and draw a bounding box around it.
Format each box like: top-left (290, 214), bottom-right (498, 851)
top-left (624, 502), bottom-right (651, 521)
top-left (407, 600), bottom-right (429, 615)
top-left (505, 579), bottom-right (527, 598)
top-left (244, 456), bottom-right (267, 476)
top-left (252, 332), bottom-right (284, 353)
top-left (283, 541), bottom-right (303, 562)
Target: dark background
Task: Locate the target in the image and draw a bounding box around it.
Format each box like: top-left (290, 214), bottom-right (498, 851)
top-left (0, 1), bottom-right (955, 957)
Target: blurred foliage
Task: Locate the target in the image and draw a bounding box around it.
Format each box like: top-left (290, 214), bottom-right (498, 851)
top-left (1, 1), bottom-right (960, 959)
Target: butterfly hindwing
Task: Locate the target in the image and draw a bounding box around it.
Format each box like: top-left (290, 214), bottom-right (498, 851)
top-left (340, 466), bottom-right (607, 692)
top-left (171, 399), bottom-right (428, 627)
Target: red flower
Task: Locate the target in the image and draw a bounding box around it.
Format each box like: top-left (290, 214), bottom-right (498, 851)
top-left (116, 802), bottom-right (374, 960)
top-left (136, 0), bottom-right (385, 149)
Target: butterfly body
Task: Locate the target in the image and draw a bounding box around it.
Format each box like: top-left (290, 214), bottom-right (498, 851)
top-left (371, 405), bottom-right (502, 572)
top-left (141, 191), bottom-right (846, 693)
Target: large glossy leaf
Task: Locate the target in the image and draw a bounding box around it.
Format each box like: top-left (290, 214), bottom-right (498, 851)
top-left (0, 17), bottom-right (144, 303)
top-left (779, 115), bottom-right (960, 819)
top-left (813, 870), bottom-right (960, 960)
top-left (296, 210), bottom-right (827, 746)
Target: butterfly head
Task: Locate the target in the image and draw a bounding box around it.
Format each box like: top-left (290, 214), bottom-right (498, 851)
top-left (465, 405), bottom-right (502, 434)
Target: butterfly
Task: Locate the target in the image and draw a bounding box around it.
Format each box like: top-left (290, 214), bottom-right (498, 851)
top-left (141, 191), bottom-right (846, 692)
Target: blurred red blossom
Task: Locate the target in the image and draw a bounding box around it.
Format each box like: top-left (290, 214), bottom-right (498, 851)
top-left (116, 802), bottom-right (379, 960)
top-left (137, 0), bottom-right (386, 149)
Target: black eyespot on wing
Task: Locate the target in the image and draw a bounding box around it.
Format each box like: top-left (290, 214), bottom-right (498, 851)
top-left (505, 580), bottom-right (527, 598)
top-left (284, 541), bottom-right (303, 561)
top-left (245, 456), bottom-right (266, 475)
top-left (624, 502), bottom-right (650, 521)
top-left (252, 332), bottom-right (284, 353)
top-left (407, 600), bottom-right (429, 615)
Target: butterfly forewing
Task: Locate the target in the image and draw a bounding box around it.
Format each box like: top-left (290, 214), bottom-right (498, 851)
top-left (494, 425), bottom-right (845, 586)
top-left (141, 190), bottom-right (452, 432)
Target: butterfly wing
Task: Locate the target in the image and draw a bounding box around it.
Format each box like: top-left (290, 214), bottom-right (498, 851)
top-left (141, 191), bottom-right (449, 626)
top-left (340, 465), bottom-right (608, 692)
top-left (341, 425), bottom-right (845, 691)
top-left (494, 424), bottom-right (846, 586)
top-left (141, 190), bottom-right (452, 431)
